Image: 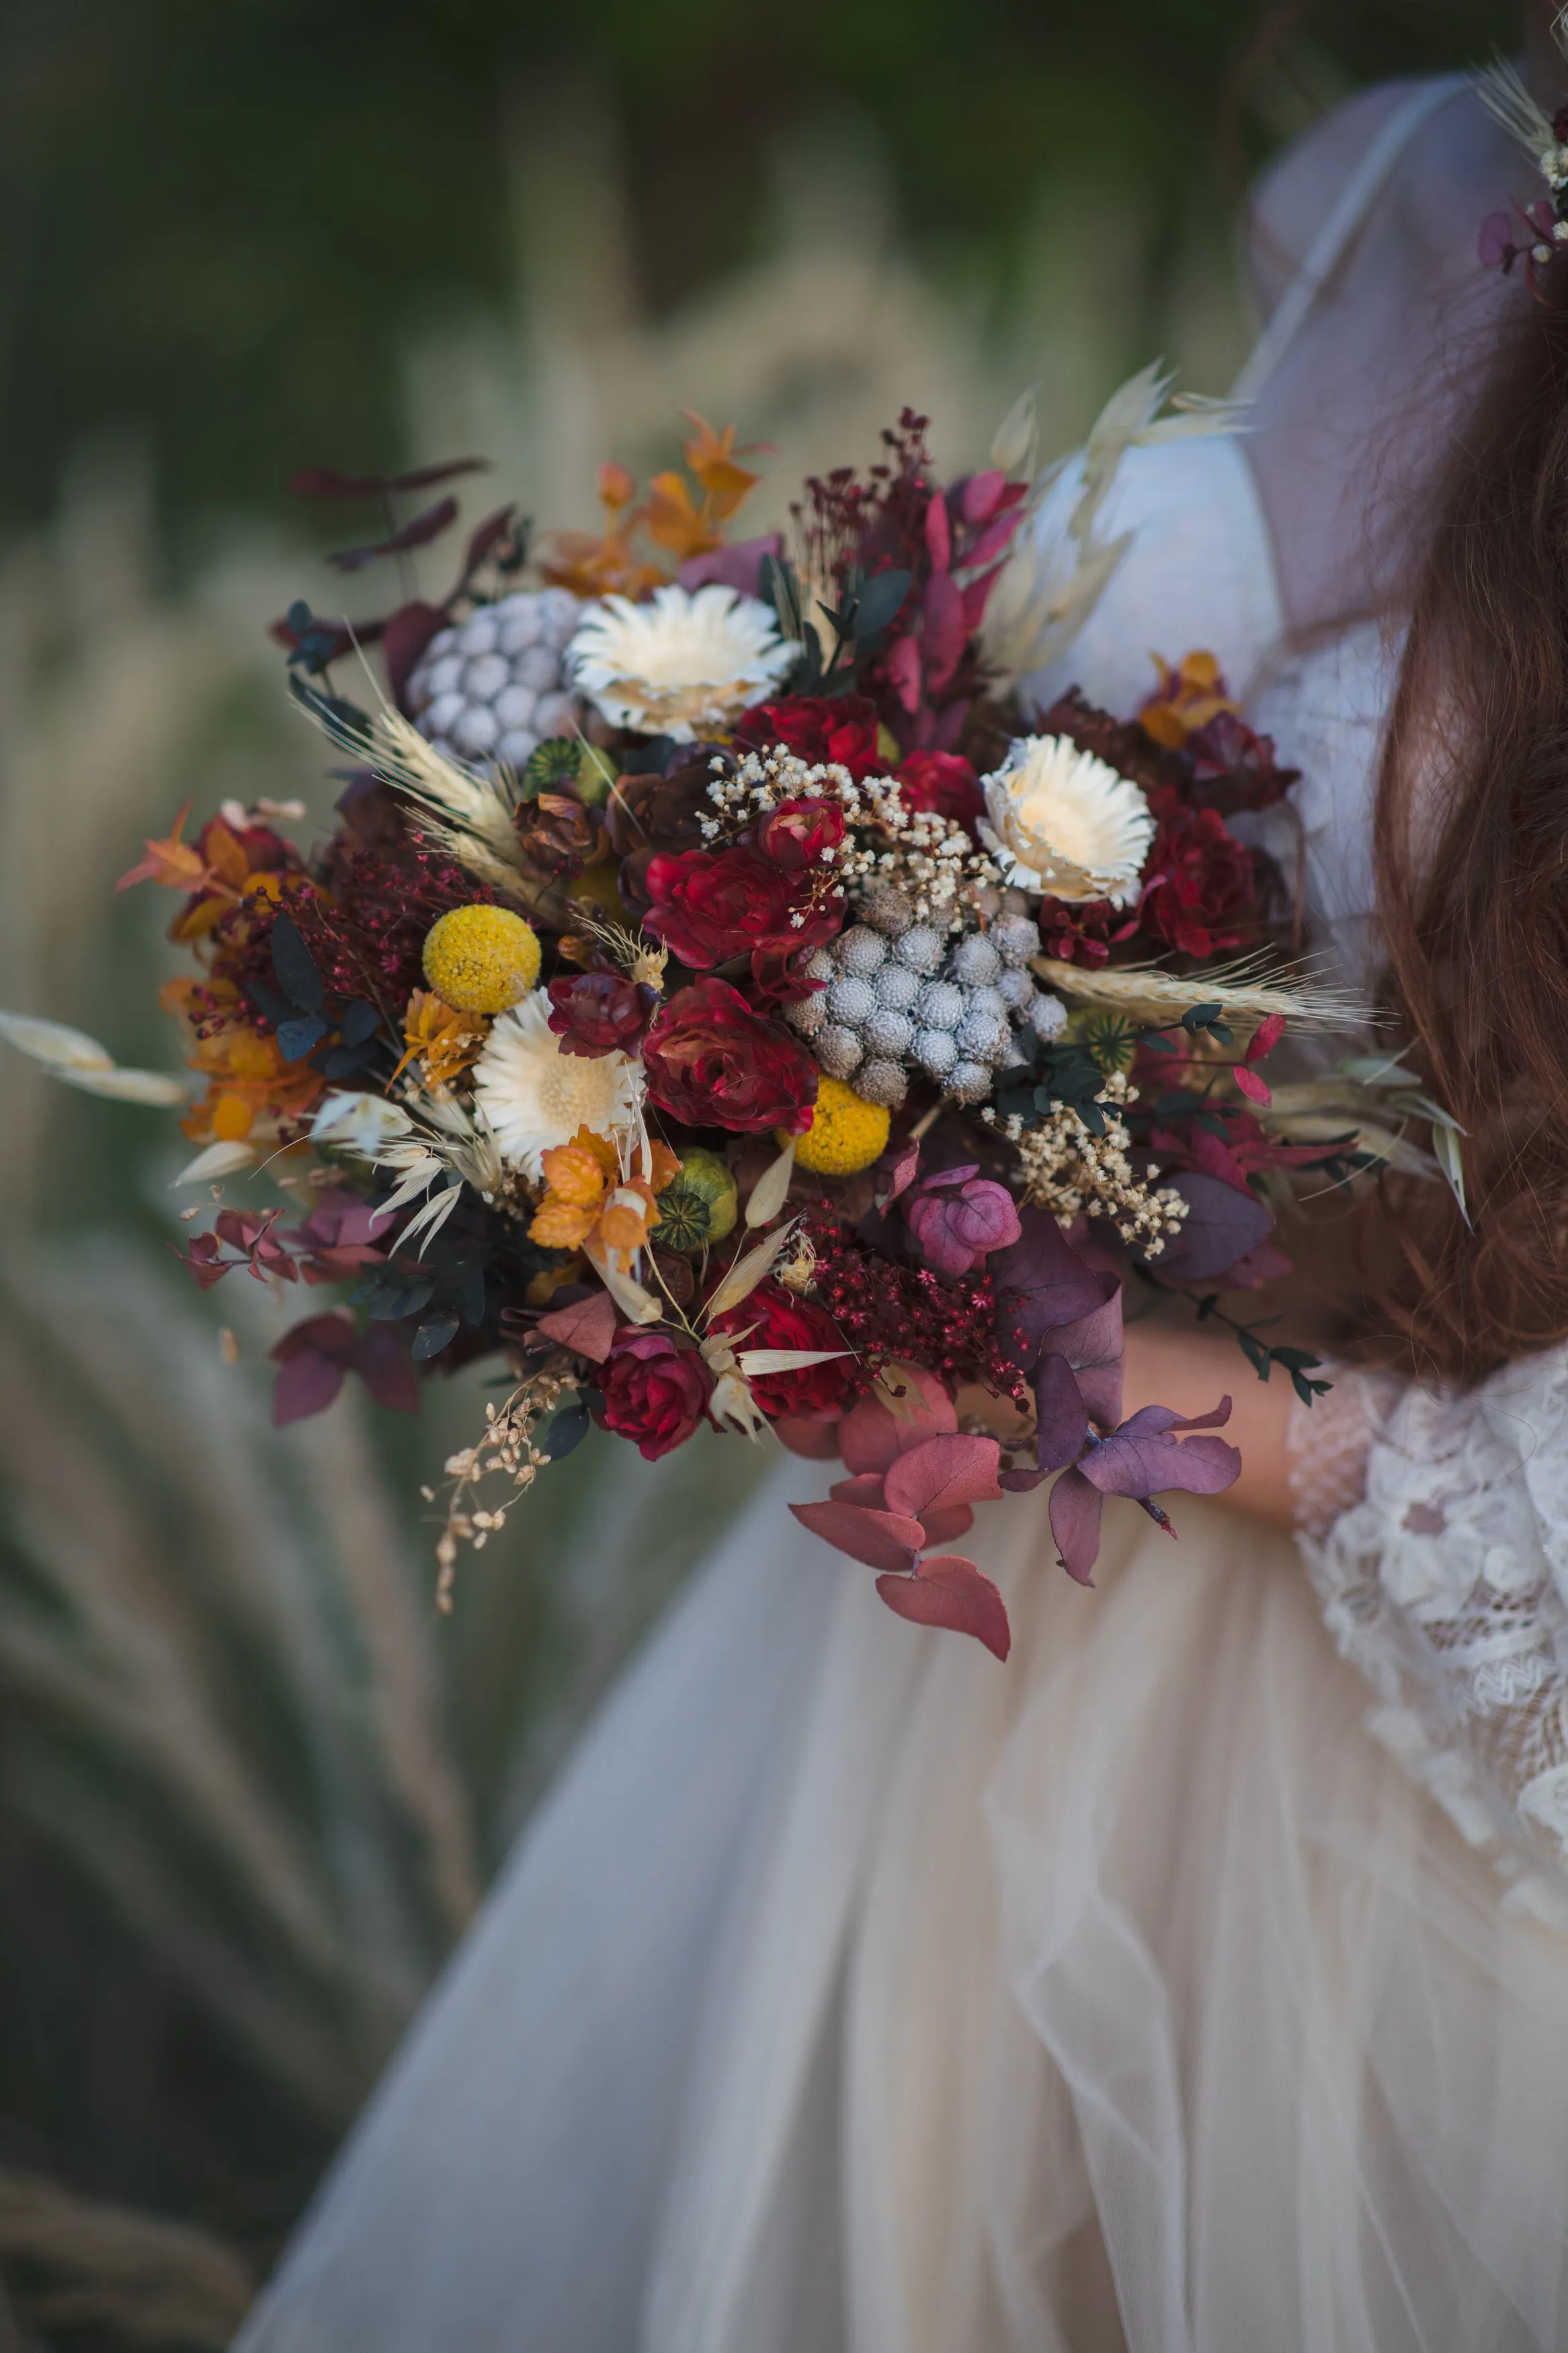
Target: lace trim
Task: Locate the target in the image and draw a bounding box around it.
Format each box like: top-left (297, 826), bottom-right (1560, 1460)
top-left (1288, 1354), bottom-right (1568, 1923)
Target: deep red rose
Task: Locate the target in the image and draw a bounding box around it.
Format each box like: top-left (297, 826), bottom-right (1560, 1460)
top-left (643, 978), bottom-right (819, 1134)
top-left (595, 1330), bottom-right (712, 1460)
top-left (546, 969), bottom-right (651, 1058)
top-left (754, 796), bottom-right (846, 873)
top-left (733, 694), bottom-right (883, 781)
top-left (644, 845), bottom-right (840, 972)
top-left (1140, 803), bottom-right (1255, 958)
top-left (895, 750), bottom-right (983, 831)
top-left (710, 1279), bottom-right (855, 1419)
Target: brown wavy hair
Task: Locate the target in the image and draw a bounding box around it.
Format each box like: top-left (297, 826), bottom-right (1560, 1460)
top-left (1369, 263), bottom-right (1568, 1382)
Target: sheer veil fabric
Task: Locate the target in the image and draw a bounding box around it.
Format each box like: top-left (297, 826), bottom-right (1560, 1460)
top-left (237, 79), bottom-right (1568, 2353)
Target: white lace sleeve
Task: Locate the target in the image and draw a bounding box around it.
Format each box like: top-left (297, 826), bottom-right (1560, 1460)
top-left (1289, 1350), bottom-right (1568, 1919)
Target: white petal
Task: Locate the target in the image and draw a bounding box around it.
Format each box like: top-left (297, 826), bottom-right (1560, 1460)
top-left (743, 1138), bottom-right (796, 1229)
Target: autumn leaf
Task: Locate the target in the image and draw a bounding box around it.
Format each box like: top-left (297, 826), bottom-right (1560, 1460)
top-left (116, 803), bottom-right (207, 893)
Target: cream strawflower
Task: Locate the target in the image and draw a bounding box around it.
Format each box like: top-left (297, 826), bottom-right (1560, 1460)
top-left (979, 733), bottom-right (1155, 906)
top-left (567, 583), bottom-right (793, 742)
top-left (472, 991), bottom-right (642, 1180)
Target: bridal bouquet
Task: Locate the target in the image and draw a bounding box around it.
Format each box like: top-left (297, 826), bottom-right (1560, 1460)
top-left (4, 387), bottom-right (1379, 1659)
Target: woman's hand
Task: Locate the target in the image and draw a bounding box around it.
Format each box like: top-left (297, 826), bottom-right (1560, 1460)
top-left (1121, 1317), bottom-right (1296, 1531)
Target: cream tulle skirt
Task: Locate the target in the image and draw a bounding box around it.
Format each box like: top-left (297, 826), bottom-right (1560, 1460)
top-left (236, 1458), bottom-right (1568, 2352)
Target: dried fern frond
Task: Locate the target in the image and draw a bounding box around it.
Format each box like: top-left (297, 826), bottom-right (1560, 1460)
top-left (1036, 952), bottom-right (1371, 1033)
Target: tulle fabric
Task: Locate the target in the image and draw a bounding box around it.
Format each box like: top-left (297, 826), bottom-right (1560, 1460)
top-left (237, 1455), bottom-right (1568, 2353)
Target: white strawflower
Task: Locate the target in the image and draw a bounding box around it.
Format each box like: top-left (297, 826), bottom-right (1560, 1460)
top-left (568, 583), bottom-right (793, 741)
top-left (979, 734), bottom-right (1155, 905)
top-left (472, 992), bottom-right (641, 1179)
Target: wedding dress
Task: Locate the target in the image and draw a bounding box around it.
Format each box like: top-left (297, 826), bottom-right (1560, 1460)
top-left (236, 79), bottom-right (1568, 2353)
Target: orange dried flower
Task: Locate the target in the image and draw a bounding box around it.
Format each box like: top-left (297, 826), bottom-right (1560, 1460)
top-left (528, 1127), bottom-right (681, 1261)
top-left (392, 990), bottom-right (489, 1087)
top-left (1139, 651), bottom-right (1239, 750)
top-left (540, 413), bottom-right (768, 598)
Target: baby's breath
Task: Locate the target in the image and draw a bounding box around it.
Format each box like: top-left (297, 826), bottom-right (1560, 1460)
top-left (983, 1070), bottom-right (1188, 1252)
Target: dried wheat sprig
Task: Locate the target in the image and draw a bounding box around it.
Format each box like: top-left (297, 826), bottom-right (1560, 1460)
top-left (1037, 951), bottom-right (1371, 1033)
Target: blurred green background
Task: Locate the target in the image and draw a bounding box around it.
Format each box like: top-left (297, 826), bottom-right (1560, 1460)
top-left (0, 0), bottom-right (1516, 2342)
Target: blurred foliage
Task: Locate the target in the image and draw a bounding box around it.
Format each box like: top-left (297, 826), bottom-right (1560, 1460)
top-left (0, 0), bottom-right (1514, 545)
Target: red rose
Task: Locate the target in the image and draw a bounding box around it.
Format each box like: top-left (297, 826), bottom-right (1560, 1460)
top-left (710, 1279), bottom-right (854, 1419)
top-left (546, 969), bottom-right (651, 1058)
top-left (645, 845), bottom-right (841, 973)
top-left (595, 1330), bottom-right (712, 1459)
top-left (1140, 803), bottom-right (1255, 959)
top-left (733, 694), bottom-right (883, 781)
top-left (643, 978), bottom-right (819, 1134)
top-left (895, 750), bottom-right (982, 831)
top-left (754, 797), bottom-right (846, 873)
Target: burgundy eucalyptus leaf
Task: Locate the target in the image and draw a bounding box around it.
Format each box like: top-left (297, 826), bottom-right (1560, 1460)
top-left (1074, 1398), bottom-right (1240, 1502)
top-left (457, 504), bottom-right (518, 588)
top-left (534, 1289), bottom-right (619, 1365)
top-left (788, 1499), bottom-right (924, 1574)
top-left (328, 495), bottom-right (460, 574)
top-left (677, 532), bottom-right (784, 598)
top-left (876, 1135), bottom-right (921, 1207)
top-left (829, 1472), bottom-right (889, 1509)
top-left (882, 1432), bottom-right (1003, 1521)
top-left (917, 1503), bottom-right (975, 1548)
top-left (382, 601), bottom-right (450, 708)
top-left (1048, 1466), bottom-right (1104, 1585)
top-left (837, 1370), bottom-right (956, 1474)
top-left (921, 569), bottom-right (966, 692)
top-left (289, 458), bottom-right (489, 502)
top-left (903, 1168), bottom-right (1021, 1279)
top-left (874, 1555), bottom-right (1012, 1661)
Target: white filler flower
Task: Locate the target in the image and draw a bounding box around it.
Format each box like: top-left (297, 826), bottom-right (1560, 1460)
top-left (568, 582), bottom-right (793, 740)
top-left (979, 734), bottom-right (1155, 905)
top-left (472, 992), bottom-right (642, 1179)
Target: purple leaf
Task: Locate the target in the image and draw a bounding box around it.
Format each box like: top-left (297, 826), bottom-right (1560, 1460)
top-left (991, 1207), bottom-right (1106, 1365)
top-left (876, 1135), bottom-right (921, 1207)
top-left (1142, 1170), bottom-right (1273, 1284)
top-left (999, 1352), bottom-right (1089, 1492)
top-left (356, 1323), bottom-right (420, 1414)
top-left (1036, 1275), bottom-right (1124, 1426)
top-left (789, 1499), bottom-right (925, 1574)
top-left (1074, 1398), bottom-right (1240, 1501)
top-left (382, 601), bottom-right (450, 707)
top-left (903, 1170), bottom-right (1021, 1278)
top-left (1048, 1467), bottom-right (1104, 1585)
top-left (874, 1555), bottom-right (1012, 1659)
top-left (271, 1346), bottom-right (347, 1426)
top-left (882, 1433), bottom-right (1003, 1520)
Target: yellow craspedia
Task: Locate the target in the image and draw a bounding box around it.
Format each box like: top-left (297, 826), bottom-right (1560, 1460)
top-left (421, 904), bottom-right (541, 1015)
top-left (786, 1075), bottom-right (891, 1176)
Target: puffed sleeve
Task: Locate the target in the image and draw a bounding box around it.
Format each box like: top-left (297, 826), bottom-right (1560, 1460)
top-left (1290, 1351), bottom-right (1568, 1917)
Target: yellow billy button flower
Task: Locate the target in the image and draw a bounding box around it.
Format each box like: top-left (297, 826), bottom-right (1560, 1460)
top-left (786, 1075), bottom-right (891, 1176)
top-left (421, 904), bottom-right (541, 1015)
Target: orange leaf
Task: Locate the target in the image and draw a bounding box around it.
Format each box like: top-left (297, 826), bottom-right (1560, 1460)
top-left (649, 1140), bottom-right (683, 1194)
top-left (599, 461), bottom-right (638, 514)
top-left (529, 1199), bottom-right (598, 1250)
top-left (538, 1138), bottom-right (609, 1209)
top-left (645, 471), bottom-right (721, 561)
top-left (203, 819), bottom-right (251, 890)
top-left (116, 803), bottom-right (207, 894)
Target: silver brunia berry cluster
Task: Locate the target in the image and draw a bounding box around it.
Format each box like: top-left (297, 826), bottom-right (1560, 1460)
top-left (407, 590), bottom-right (584, 771)
top-left (789, 882), bottom-right (1067, 1109)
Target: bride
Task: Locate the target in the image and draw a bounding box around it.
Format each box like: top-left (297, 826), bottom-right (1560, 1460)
top-left (237, 17), bottom-right (1568, 2350)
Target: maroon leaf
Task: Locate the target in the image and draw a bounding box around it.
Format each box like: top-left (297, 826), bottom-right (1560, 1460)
top-left (882, 1432), bottom-right (1003, 1521)
top-left (1048, 1467), bottom-right (1104, 1584)
top-left (677, 533), bottom-right (784, 598)
top-left (1245, 1012), bottom-right (1287, 1063)
top-left (329, 495), bottom-right (460, 574)
top-left (1233, 1064), bottom-right (1272, 1107)
top-left (290, 458), bottom-right (489, 502)
top-left (457, 504), bottom-right (518, 588)
top-left (772, 1414), bottom-right (843, 1460)
top-left (270, 1315), bottom-right (359, 1425)
top-left (535, 1289), bottom-right (620, 1365)
top-left (874, 1556), bottom-right (1012, 1660)
top-left (829, 1472), bottom-right (889, 1509)
top-left (921, 569), bottom-right (966, 692)
top-left (355, 1323), bottom-right (420, 1414)
top-left (382, 601), bottom-right (450, 707)
top-left (789, 1499), bottom-right (924, 1574)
